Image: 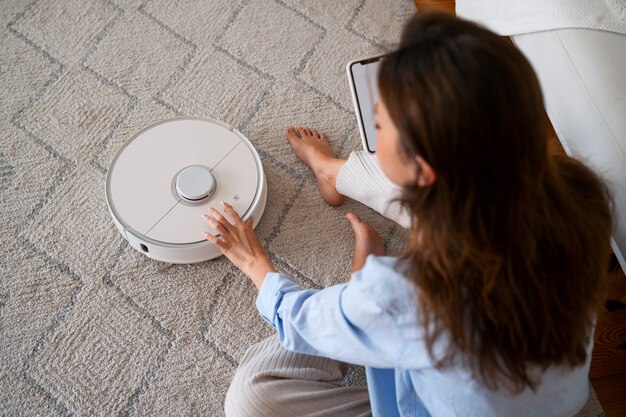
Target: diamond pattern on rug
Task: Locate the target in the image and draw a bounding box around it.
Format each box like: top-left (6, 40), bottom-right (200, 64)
top-left (83, 11), bottom-right (194, 96)
top-left (1, 1), bottom-right (29, 27)
top-left (270, 190), bottom-right (408, 286)
top-left (15, 68), bottom-right (132, 162)
top-left (20, 164), bottom-right (125, 280)
top-left (2, 0), bottom-right (417, 414)
top-left (268, 181), bottom-right (407, 288)
top-left (107, 247), bottom-right (233, 337)
top-left (253, 162), bottom-right (304, 245)
top-left (243, 80), bottom-right (354, 174)
top-left (217, 0), bottom-right (324, 79)
top-left (94, 98), bottom-right (176, 171)
top-left (282, 0), bottom-right (362, 26)
top-left (350, 0), bottom-right (415, 49)
top-left (269, 182), bottom-right (355, 286)
top-left (110, 0), bottom-right (143, 11)
top-left (143, 0), bottom-right (241, 48)
top-left (202, 271), bottom-right (274, 363)
top-left (299, 27), bottom-right (385, 111)
top-left (134, 336), bottom-right (234, 417)
top-left (26, 283), bottom-right (171, 416)
top-left (0, 153), bottom-right (13, 193)
top-left (0, 27), bottom-right (59, 120)
top-left (163, 48), bottom-right (273, 128)
top-left (10, 0), bottom-right (119, 65)
top-left (0, 242), bottom-right (80, 416)
top-left (0, 123), bottom-right (65, 236)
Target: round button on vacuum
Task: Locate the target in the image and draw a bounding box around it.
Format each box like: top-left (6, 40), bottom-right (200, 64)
top-left (176, 165), bottom-right (215, 202)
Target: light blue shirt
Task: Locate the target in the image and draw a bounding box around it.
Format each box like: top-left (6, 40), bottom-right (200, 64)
top-left (256, 255), bottom-right (592, 417)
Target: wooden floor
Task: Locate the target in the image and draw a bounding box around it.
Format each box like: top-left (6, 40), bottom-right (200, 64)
top-left (411, 1), bottom-right (626, 415)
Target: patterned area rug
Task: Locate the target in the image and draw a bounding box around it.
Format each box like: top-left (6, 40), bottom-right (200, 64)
top-left (1, 0), bottom-right (414, 415)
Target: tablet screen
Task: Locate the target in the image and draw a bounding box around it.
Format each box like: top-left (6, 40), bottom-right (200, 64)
top-left (348, 56), bottom-right (382, 153)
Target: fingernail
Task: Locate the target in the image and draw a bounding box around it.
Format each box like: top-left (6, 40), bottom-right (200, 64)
top-left (220, 200), bottom-right (226, 206)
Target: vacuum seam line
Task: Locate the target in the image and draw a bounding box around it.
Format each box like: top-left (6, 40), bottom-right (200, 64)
top-left (144, 199), bottom-right (182, 236)
top-left (209, 139), bottom-right (243, 172)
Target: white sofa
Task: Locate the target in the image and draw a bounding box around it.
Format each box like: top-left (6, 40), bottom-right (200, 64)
top-left (512, 29), bottom-right (626, 270)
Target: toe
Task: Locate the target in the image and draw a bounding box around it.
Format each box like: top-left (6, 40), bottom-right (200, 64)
top-left (304, 127), bottom-right (312, 137)
top-left (346, 212), bottom-right (362, 226)
top-left (286, 127), bottom-right (299, 141)
top-left (346, 213), bottom-right (365, 235)
top-left (311, 128), bottom-right (321, 138)
top-left (296, 127), bottom-right (306, 138)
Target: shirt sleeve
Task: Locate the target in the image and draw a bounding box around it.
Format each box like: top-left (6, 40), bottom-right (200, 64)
top-left (255, 255), bottom-right (408, 368)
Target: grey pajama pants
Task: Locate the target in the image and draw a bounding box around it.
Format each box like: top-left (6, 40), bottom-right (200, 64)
top-left (224, 335), bottom-right (372, 417)
top-left (224, 151), bottom-right (404, 417)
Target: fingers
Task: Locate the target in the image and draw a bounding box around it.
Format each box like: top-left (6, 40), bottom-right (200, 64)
top-left (208, 207), bottom-right (228, 224)
top-left (203, 231), bottom-right (225, 248)
top-left (203, 213), bottom-right (228, 236)
top-left (202, 206), bottom-right (233, 237)
top-left (202, 203), bottom-right (250, 241)
top-left (221, 201), bottom-right (245, 226)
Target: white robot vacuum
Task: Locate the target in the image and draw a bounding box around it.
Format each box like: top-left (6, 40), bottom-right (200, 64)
top-left (105, 117), bottom-right (267, 263)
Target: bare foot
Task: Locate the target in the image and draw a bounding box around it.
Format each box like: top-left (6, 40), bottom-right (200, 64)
top-left (346, 212), bottom-right (385, 272)
top-left (286, 126), bottom-right (346, 206)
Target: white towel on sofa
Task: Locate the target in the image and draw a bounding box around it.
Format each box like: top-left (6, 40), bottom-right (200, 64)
top-left (456, 0), bottom-right (626, 36)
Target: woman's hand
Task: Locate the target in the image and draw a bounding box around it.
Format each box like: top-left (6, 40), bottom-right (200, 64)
top-left (202, 202), bottom-right (275, 290)
top-left (346, 212), bottom-right (385, 272)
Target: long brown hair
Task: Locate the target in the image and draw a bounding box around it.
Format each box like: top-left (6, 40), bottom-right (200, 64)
top-left (379, 13), bottom-right (614, 391)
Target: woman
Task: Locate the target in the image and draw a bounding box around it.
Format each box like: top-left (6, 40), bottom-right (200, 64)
top-left (202, 13), bottom-right (613, 417)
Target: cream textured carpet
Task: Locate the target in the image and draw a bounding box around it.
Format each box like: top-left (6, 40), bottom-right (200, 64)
top-left (0, 0), bottom-right (414, 415)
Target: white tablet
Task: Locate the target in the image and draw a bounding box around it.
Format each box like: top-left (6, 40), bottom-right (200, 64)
top-left (347, 55), bottom-right (385, 153)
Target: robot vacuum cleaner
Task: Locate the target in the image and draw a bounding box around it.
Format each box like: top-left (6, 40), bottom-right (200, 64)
top-left (105, 117), bottom-right (267, 263)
